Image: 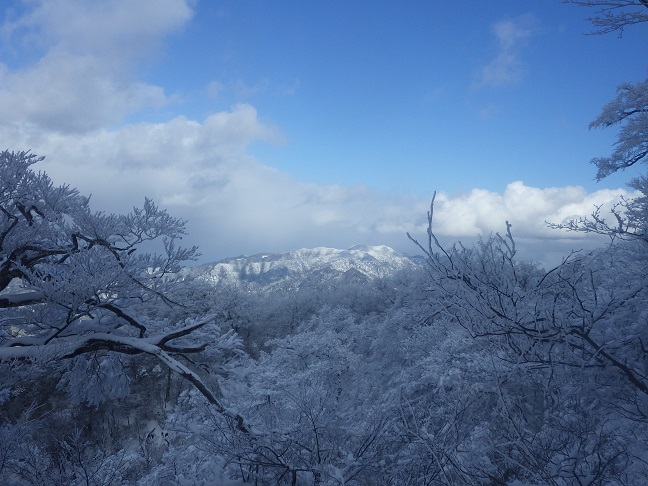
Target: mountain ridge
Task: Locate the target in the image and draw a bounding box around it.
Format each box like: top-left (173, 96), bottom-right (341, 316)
top-left (182, 245), bottom-right (419, 291)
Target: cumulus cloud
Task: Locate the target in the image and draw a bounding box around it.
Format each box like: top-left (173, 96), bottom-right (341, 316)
top-left (8, 0), bottom-right (193, 64)
top-left (0, 0), bottom-right (193, 132)
top-left (426, 182), bottom-right (630, 264)
top-left (477, 14), bottom-right (538, 88)
top-left (433, 182), bottom-right (628, 238)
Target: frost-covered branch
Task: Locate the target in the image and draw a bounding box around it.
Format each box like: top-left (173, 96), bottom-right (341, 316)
top-left (589, 79), bottom-right (648, 180)
top-left (549, 78), bottom-right (648, 243)
top-left (412, 196), bottom-right (648, 400)
top-left (0, 316), bottom-right (249, 432)
top-left (548, 195), bottom-right (647, 243)
top-left (563, 0), bottom-right (648, 34)
top-left (0, 150), bottom-right (246, 431)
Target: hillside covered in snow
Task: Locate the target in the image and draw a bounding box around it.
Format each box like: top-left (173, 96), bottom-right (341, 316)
top-left (181, 245), bottom-right (420, 291)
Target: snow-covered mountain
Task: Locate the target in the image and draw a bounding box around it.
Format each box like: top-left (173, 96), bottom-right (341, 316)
top-left (182, 245), bottom-right (419, 291)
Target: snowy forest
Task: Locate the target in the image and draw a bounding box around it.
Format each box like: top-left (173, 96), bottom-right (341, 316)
top-left (1, 2), bottom-right (648, 485)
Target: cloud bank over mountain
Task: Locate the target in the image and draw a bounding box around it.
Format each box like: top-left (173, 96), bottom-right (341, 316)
top-left (17, 110), bottom-right (625, 265)
top-left (0, 1), bottom-right (633, 266)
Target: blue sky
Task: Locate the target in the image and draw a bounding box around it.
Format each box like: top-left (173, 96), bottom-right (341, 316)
top-left (1, 0), bottom-right (646, 265)
top-left (148, 0), bottom-right (646, 193)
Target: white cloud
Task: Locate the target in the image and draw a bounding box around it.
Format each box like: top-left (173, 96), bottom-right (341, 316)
top-left (477, 14), bottom-right (538, 88)
top-left (0, 53), bottom-right (169, 132)
top-left (4, 0), bottom-right (192, 65)
top-left (0, 0), bottom-right (194, 132)
top-left (433, 182), bottom-right (629, 240)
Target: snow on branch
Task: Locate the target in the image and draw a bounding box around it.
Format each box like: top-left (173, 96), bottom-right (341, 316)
top-left (564, 0), bottom-right (648, 35)
top-left (0, 150), bottom-right (248, 433)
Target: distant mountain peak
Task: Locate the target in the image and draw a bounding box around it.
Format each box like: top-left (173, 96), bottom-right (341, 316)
top-left (183, 245), bottom-right (416, 291)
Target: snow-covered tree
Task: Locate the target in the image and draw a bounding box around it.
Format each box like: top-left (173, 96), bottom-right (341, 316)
top-left (401, 10), bottom-right (648, 480)
top-left (408, 194), bottom-right (648, 483)
top-left (0, 150), bottom-right (244, 428)
top-left (554, 2), bottom-right (648, 242)
top-left (594, 78), bottom-right (648, 237)
top-left (563, 0), bottom-right (648, 35)
top-left (551, 77), bottom-right (648, 242)
top-left (590, 78), bottom-right (648, 180)
top-left (193, 306), bottom-right (393, 485)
